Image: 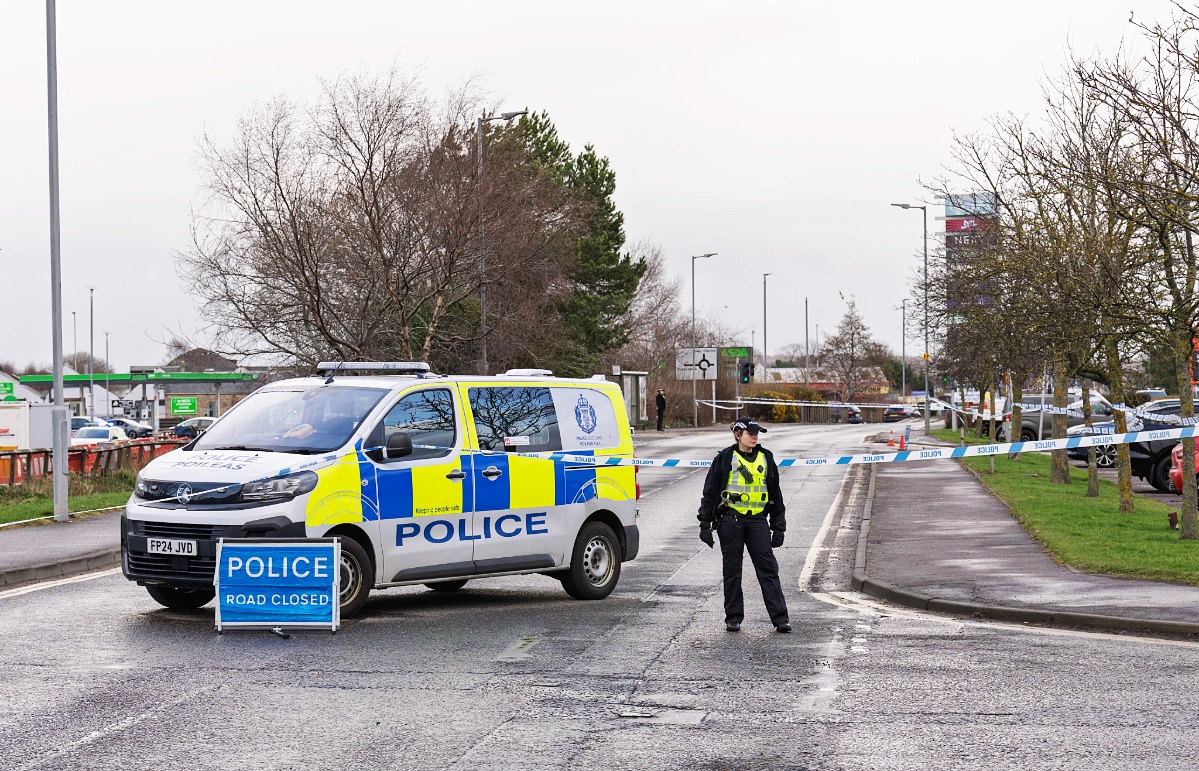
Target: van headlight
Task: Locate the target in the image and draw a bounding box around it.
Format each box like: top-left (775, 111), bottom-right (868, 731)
top-left (135, 473), bottom-right (150, 498)
top-left (240, 471), bottom-right (319, 501)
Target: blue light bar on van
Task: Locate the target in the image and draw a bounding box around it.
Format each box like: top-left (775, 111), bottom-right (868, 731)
top-left (315, 362), bottom-right (432, 376)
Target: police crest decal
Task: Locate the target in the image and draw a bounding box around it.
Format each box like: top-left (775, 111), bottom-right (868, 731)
top-left (574, 395), bottom-right (598, 434)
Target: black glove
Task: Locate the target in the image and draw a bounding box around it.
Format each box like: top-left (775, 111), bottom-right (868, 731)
top-left (771, 530), bottom-right (784, 548)
top-left (699, 527), bottom-right (714, 548)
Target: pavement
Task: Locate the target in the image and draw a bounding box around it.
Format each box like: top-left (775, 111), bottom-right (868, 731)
top-left (0, 510), bottom-right (121, 587)
top-left (851, 427), bottom-right (1199, 637)
top-left (6, 418), bottom-right (1199, 638)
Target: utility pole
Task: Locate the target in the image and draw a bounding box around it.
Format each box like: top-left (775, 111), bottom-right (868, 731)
top-left (476, 109), bottom-right (528, 375)
top-left (804, 297), bottom-right (810, 385)
top-left (891, 202), bottom-right (931, 434)
top-left (690, 253), bottom-right (716, 427)
top-left (46, 0), bottom-right (69, 521)
top-left (762, 273), bottom-right (771, 385)
top-left (104, 331), bottom-right (110, 415)
top-left (88, 287), bottom-right (95, 417)
top-left (901, 298), bottom-right (907, 402)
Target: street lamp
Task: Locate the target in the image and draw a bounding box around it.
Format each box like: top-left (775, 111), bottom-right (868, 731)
top-left (691, 253), bottom-right (716, 427)
top-left (104, 331), bottom-right (110, 415)
top-left (47, 0), bottom-right (68, 521)
top-left (891, 202), bottom-right (930, 435)
top-left (901, 298), bottom-right (907, 403)
top-left (88, 286), bottom-right (95, 418)
top-left (477, 109), bottom-right (528, 376)
top-left (762, 273), bottom-right (772, 384)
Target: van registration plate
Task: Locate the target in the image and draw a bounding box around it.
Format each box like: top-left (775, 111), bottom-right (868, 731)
top-left (147, 538), bottom-right (197, 556)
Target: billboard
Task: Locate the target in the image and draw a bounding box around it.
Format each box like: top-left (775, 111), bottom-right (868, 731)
top-left (944, 192), bottom-right (997, 218)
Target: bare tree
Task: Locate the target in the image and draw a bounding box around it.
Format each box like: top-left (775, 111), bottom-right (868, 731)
top-left (822, 297), bottom-right (887, 401)
top-left (182, 71), bottom-right (577, 372)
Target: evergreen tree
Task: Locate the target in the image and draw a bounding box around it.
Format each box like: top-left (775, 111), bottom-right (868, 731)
top-left (509, 112), bottom-right (647, 374)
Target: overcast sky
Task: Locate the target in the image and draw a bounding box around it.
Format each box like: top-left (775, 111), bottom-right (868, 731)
top-left (0, 0), bottom-right (1178, 371)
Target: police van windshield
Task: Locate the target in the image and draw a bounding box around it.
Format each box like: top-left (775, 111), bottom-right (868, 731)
top-left (192, 385), bottom-right (388, 454)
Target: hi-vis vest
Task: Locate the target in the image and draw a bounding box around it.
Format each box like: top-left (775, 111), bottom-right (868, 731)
top-left (722, 451), bottom-right (768, 515)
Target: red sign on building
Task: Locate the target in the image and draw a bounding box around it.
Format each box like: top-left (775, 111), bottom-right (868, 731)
top-left (945, 217), bottom-right (987, 232)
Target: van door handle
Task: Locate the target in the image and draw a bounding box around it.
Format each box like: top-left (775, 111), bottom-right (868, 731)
top-left (445, 470), bottom-right (467, 481)
top-left (481, 466), bottom-right (503, 479)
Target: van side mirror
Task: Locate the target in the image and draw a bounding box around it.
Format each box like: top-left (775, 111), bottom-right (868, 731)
top-left (384, 432), bottom-right (413, 461)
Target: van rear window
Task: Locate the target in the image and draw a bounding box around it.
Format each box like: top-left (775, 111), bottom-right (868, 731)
top-left (468, 387), bottom-right (561, 453)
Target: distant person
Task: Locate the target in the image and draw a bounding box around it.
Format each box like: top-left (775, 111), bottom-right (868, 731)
top-left (696, 417), bottom-right (790, 633)
top-left (656, 388), bottom-right (667, 431)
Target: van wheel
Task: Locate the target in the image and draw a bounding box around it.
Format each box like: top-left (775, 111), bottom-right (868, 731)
top-left (145, 585), bottom-right (214, 610)
top-left (1020, 428), bottom-right (1038, 443)
top-left (425, 580), bottom-right (468, 593)
top-left (560, 522), bottom-right (622, 600)
top-left (337, 537), bottom-right (372, 618)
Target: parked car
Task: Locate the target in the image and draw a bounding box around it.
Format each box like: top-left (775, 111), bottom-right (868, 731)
top-left (845, 405), bottom-right (863, 424)
top-left (70, 425), bottom-right (128, 447)
top-left (101, 416), bottom-right (154, 439)
top-left (173, 416), bottom-right (217, 438)
top-left (1070, 400), bottom-right (1181, 491)
top-left (882, 406), bottom-right (907, 423)
top-left (69, 416), bottom-right (99, 434)
top-left (997, 396), bottom-right (1114, 442)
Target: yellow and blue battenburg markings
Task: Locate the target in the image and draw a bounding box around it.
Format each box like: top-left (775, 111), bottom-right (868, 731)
top-left (300, 439), bottom-right (636, 527)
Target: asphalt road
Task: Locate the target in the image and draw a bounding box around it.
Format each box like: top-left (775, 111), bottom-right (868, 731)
top-left (3, 422), bottom-right (1199, 770)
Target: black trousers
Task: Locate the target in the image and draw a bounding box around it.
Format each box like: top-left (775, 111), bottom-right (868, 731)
top-left (656, 409), bottom-right (665, 430)
top-left (717, 513), bottom-right (789, 626)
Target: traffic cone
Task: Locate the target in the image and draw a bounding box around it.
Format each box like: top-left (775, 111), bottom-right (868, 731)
top-left (899, 433), bottom-right (906, 450)
top-left (887, 431), bottom-right (895, 447)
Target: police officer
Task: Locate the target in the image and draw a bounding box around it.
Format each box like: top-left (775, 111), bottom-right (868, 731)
top-left (697, 417), bottom-right (790, 632)
top-left (656, 388), bottom-right (667, 431)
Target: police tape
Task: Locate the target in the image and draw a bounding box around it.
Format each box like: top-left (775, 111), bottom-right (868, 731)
top-left (10, 424), bottom-right (1193, 530)
top-left (529, 425), bottom-right (1198, 467)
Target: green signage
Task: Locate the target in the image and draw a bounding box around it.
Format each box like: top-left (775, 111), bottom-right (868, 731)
top-left (171, 397), bottom-right (198, 415)
top-left (720, 347), bottom-right (750, 359)
top-left (0, 382), bottom-right (12, 395)
top-left (19, 371), bottom-right (258, 384)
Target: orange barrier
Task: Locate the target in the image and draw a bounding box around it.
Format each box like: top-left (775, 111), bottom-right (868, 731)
top-left (0, 439), bottom-right (187, 486)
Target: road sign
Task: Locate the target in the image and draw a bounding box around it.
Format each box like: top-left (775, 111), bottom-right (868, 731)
top-left (719, 347), bottom-right (753, 380)
top-left (675, 348), bottom-right (718, 381)
top-left (170, 397), bottom-right (198, 415)
top-left (911, 390), bottom-right (926, 398)
top-left (214, 539), bottom-right (340, 632)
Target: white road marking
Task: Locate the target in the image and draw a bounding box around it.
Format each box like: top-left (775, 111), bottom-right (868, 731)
top-left (798, 467), bottom-right (854, 591)
top-left (0, 567), bottom-right (121, 601)
top-left (15, 687), bottom-right (214, 771)
top-left (808, 589), bottom-right (1199, 650)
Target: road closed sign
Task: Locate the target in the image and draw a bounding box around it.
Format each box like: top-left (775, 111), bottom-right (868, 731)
top-left (214, 539), bottom-right (340, 632)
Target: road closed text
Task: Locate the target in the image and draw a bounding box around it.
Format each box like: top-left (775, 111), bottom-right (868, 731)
top-left (223, 592), bottom-right (332, 607)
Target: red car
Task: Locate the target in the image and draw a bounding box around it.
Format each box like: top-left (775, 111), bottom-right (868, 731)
top-left (1169, 443), bottom-right (1194, 493)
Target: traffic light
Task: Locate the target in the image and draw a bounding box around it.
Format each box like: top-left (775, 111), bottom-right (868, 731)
top-left (738, 361), bottom-right (755, 384)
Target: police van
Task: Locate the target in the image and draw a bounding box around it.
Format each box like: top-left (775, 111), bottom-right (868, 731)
top-left (121, 363), bottom-right (640, 617)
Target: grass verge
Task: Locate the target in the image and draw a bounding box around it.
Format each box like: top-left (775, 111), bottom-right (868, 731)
top-left (0, 471), bottom-right (134, 526)
top-left (930, 430), bottom-right (1199, 585)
